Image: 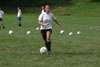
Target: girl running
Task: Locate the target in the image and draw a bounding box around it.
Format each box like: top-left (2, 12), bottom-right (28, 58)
top-left (0, 8), bottom-right (5, 29)
top-left (41, 6), bottom-right (45, 14)
top-left (17, 7), bottom-right (22, 27)
top-left (38, 5), bottom-right (64, 55)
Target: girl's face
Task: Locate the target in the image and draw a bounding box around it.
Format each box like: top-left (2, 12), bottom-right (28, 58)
top-left (17, 7), bottom-right (20, 10)
top-left (45, 5), bottom-right (50, 14)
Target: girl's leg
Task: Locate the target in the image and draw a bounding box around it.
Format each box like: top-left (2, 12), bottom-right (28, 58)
top-left (46, 30), bottom-right (52, 54)
top-left (0, 22), bottom-right (1, 29)
top-left (18, 17), bottom-right (22, 27)
top-left (0, 21), bottom-right (5, 29)
top-left (18, 21), bottom-right (22, 27)
top-left (41, 30), bottom-right (47, 49)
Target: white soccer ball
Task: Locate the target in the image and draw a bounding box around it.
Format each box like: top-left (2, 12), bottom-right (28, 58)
top-left (60, 30), bottom-right (64, 34)
top-left (27, 31), bottom-right (31, 35)
top-left (9, 30), bottom-right (14, 35)
top-left (69, 32), bottom-right (73, 36)
top-left (36, 27), bottom-right (40, 31)
top-left (77, 31), bottom-right (81, 35)
top-left (40, 47), bottom-right (47, 54)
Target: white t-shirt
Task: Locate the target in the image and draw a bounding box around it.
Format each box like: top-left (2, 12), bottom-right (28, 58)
top-left (38, 12), bottom-right (56, 30)
top-left (17, 10), bottom-right (21, 17)
top-left (0, 10), bottom-right (4, 18)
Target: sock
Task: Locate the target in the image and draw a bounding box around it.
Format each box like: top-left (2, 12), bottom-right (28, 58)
top-left (1, 24), bottom-right (5, 29)
top-left (45, 42), bottom-right (48, 50)
top-left (46, 42), bottom-right (51, 52)
top-left (19, 24), bottom-right (21, 27)
top-left (0, 25), bottom-right (1, 29)
top-left (2, 25), bottom-right (5, 29)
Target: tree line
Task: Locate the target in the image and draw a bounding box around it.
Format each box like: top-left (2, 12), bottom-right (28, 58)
top-left (0, 0), bottom-right (99, 7)
top-left (0, 0), bottom-right (73, 7)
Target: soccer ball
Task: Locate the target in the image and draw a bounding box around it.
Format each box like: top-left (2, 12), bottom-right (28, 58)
top-left (27, 31), bottom-right (31, 35)
top-left (36, 27), bottom-right (40, 31)
top-left (9, 30), bottom-right (14, 35)
top-left (60, 30), bottom-right (64, 34)
top-left (69, 32), bottom-right (73, 36)
top-left (77, 31), bottom-right (81, 35)
top-left (40, 47), bottom-right (47, 54)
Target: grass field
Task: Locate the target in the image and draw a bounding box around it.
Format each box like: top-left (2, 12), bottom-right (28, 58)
top-left (0, 14), bottom-right (100, 67)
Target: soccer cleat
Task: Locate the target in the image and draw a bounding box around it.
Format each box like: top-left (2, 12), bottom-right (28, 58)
top-left (47, 51), bottom-right (51, 55)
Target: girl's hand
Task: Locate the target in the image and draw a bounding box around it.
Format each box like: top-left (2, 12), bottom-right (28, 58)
top-left (59, 25), bottom-right (64, 28)
top-left (44, 23), bottom-right (49, 26)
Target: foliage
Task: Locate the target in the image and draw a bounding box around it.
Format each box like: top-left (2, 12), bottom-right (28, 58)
top-left (0, 0), bottom-right (73, 7)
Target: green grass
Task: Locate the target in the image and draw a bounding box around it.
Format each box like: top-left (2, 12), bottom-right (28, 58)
top-left (52, 2), bottom-right (100, 17)
top-left (0, 14), bottom-right (100, 67)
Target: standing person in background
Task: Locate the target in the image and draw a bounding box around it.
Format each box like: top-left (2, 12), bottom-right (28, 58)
top-left (41, 6), bottom-right (45, 14)
top-left (38, 5), bottom-right (64, 55)
top-left (0, 8), bottom-right (5, 29)
top-left (17, 7), bottom-right (22, 27)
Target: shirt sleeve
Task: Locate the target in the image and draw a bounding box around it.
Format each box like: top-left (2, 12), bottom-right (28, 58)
top-left (52, 14), bottom-right (56, 20)
top-left (38, 14), bottom-right (44, 22)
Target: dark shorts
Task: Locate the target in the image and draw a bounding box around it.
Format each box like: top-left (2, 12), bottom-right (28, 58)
top-left (0, 18), bottom-right (3, 21)
top-left (17, 17), bottom-right (21, 21)
top-left (41, 29), bottom-right (52, 40)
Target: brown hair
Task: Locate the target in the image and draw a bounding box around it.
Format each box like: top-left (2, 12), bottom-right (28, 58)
top-left (44, 5), bottom-right (50, 12)
top-left (17, 7), bottom-right (21, 9)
